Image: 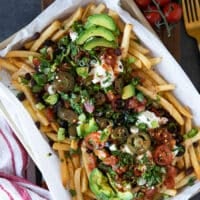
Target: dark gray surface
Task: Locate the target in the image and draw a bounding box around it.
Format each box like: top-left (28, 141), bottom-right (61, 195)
top-left (0, 0), bottom-right (41, 41)
top-left (0, 1), bottom-right (200, 199)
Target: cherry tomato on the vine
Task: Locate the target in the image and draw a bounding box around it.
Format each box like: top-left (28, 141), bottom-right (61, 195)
top-left (155, 0), bottom-right (170, 6)
top-left (144, 5), bottom-right (161, 25)
top-left (135, 0), bottom-right (151, 8)
top-left (163, 2), bottom-right (182, 23)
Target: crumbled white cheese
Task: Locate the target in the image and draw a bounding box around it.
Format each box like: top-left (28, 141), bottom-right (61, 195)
top-left (69, 31), bottom-right (78, 41)
top-left (91, 58), bottom-right (124, 88)
top-left (130, 126), bottom-right (139, 134)
top-left (47, 85), bottom-right (55, 95)
top-left (121, 144), bottom-right (133, 154)
top-left (137, 110), bottom-right (161, 128)
top-left (91, 62), bottom-right (115, 88)
top-left (109, 144), bottom-right (117, 151)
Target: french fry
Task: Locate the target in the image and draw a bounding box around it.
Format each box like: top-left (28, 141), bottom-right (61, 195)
top-left (121, 24), bottom-right (132, 59)
top-left (31, 20), bottom-right (61, 51)
top-left (0, 58), bottom-right (18, 72)
top-left (108, 9), bottom-right (120, 25)
top-left (45, 132), bottom-right (71, 144)
top-left (184, 116), bottom-right (192, 168)
top-left (10, 59), bottom-right (35, 73)
top-left (175, 172), bottom-right (196, 189)
top-left (175, 171), bottom-right (185, 184)
top-left (155, 84), bottom-right (175, 92)
top-left (130, 40), bottom-right (149, 54)
top-left (141, 68), bottom-right (192, 118)
top-left (81, 167), bottom-right (88, 193)
top-left (50, 122), bottom-right (59, 132)
top-left (81, 3), bottom-right (96, 21)
top-left (74, 168), bottom-right (83, 200)
top-left (53, 142), bottom-right (70, 151)
top-left (70, 140), bottom-right (80, 169)
top-left (129, 48), bottom-right (151, 69)
top-left (194, 142), bottom-right (200, 162)
top-left (90, 3), bottom-right (106, 14)
top-left (188, 145), bottom-right (200, 179)
top-left (40, 126), bottom-right (54, 133)
top-left (177, 157), bottom-right (185, 169)
top-left (22, 100), bottom-right (38, 122)
top-left (58, 150), bottom-right (69, 187)
top-left (6, 50), bottom-right (40, 58)
top-left (185, 131), bottom-right (200, 147)
top-left (67, 157), bottom-right (75, 196)
top-left (137, 85), bottom-right (184, 125)
top-left (84, 190), bottom-right (96, 199)
top-left (35, 110), bottom-right (49, 126)
top-left (160, 188), bottom-right (177, 196)
top-left (52, 8), bottom-right (83, 41)
top-left (149, 57), bottom-right (162, 65)
top-left (24, 40), bottom-right (35, 50)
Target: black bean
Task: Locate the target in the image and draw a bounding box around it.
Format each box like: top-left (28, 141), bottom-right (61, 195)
top-left (185, 167), bottom-right (194, 175)
top-left (43, 39), bottom-right (55, 47)
top-left (58, 119), bottom-right (68, 129)
top-left (32, 32), bottom-right (40, 40)
top-left (175, 134), bottom-right (184, 144)
top-left (193, 142), bottom-right (199, 148)
top-left (35, 121), bottom-right (41, 129)
top-left (16, 92), bottom-right (26, 101)
top-left (114, 48), bottom-right (122, 56)
top-left (24, 73), bottom-right (32, 80)
top-left (176, 145), bottom-right (185, 157)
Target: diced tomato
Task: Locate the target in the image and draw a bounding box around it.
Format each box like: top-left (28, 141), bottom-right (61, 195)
top-left (84, 132), bottom-right (105, 150)
top-left (106, 90), bottom-right (116, 102)
top-left (145, 188), bottom-right (157, 200)
top-left (88, 153), bottom-right (97, 171)
top-left (164, 166), bottom-right (177, 189)
top-left (153, 144), bottom-right (173, 166)
top-left (166, 165), bottom-right (177, 177)
top-left (127, 97), bottom-right (146, 112)
top-left (134, 168), bottom-right (142, 177)
top-left (103, 155), bottom-right (118, 167)
top-left (45, 108), bottom-right (54, 122)
top-left (164, 176), bottom-right (175, 189)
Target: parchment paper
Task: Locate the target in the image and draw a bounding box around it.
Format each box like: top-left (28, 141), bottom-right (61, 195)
top-left (0, 0), bottom-right (200, 199)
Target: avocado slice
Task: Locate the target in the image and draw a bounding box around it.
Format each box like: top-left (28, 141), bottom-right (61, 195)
top-left (77, 118), bottom-right (98, 138)
top-left (122, 84), bottom-right (135, 100)
top-left (89, 168), bottom-right (116, 200)
top-left (84, 38), bottom-right (117, 51)
top-left (76, 26), bottom-right (115, 45)
top-left (85, 14), bottom-right (117, 32)
top-left (76, 67), bottom-right (89, 78)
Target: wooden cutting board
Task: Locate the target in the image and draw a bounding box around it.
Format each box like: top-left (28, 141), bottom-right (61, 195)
top-left (41, 0), bottom-right (180, 62)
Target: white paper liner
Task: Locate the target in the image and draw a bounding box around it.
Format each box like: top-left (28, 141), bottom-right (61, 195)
top-left (0, 0), bottom-right (200, 199)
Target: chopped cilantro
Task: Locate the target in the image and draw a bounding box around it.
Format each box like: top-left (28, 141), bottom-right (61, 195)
top-left (141, 165), bottom-right (165, 187)
top-left (69, 189), bottom-right (76, 197)
top-left (187, 177), bottom-right (196, 186)
top-left (112, 151), bottom-right (134, 167)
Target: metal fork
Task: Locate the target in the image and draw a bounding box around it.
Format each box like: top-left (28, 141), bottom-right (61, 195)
top-left (182, 0), bottom-right (200, 52)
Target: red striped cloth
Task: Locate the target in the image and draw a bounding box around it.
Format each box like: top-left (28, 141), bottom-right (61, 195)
top-left (0, 114), bottom-right (51, 200)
